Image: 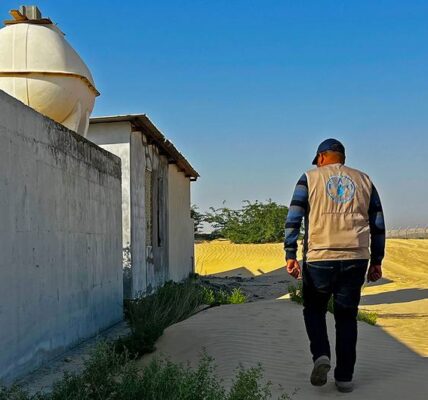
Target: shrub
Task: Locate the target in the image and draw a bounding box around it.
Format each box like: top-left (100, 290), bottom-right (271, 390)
top-left (117, 281), bottom-right (205, 357)
top-left (228, 364), bottom-right (272, 400)
top-left (139, 353), bottom-right (226, 400)
top-left (118, 280), bottom-right (248, 358)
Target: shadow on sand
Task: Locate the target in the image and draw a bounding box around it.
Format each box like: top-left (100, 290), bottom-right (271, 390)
top-left (361, 288), bottom-right (428, 305)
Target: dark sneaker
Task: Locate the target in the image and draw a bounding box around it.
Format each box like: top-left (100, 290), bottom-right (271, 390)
top-left (335, 380), bottom-right (354, 393)
top-left (310, 356), bottom-right (331, 386)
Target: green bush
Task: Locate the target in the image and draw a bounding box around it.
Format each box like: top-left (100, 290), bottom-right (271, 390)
top-left (204, 200), bottom-right (288, 244)
top-left (118, 280), bottom-right (248, 358)
top-left (287, 281), bottom-right (377, 326)
top-left (228, 364), bottom-right (272, 400)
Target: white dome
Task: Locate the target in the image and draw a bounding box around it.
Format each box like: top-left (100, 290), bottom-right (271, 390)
top-left (0, 20), bottom-right (99, 136)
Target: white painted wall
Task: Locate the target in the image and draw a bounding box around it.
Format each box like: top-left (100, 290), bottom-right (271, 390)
top-left (0, 91), bottom-right (123, 383)
top-left (168, 164), bottom-right (194, 281)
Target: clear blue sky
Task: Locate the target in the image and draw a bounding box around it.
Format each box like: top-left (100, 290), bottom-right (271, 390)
top-left (3, 0), bottom-right (428, 228)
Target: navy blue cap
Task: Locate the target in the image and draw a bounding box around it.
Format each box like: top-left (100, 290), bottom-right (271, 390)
top-left (312, 138), bottom-right (345, 165)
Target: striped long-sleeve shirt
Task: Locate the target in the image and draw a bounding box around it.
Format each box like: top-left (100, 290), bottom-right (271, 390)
top-left (284, 173), bottom-right (386, 264)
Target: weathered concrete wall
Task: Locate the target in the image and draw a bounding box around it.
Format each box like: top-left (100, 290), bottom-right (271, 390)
top-left (129, 131), bottom-right (147, 297)
top-left (0, 91), bottom-right (123, 383)
top-left (130, 132), bottom-right (169, 296)
top-left (168, 164), bottom-right (194, 281)
top-left (155, 154), bottom-right (169, 287)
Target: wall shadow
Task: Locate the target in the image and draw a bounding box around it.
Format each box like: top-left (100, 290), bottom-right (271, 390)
top-left (205, 266), bottom-right (291, 301)
top-left (364, 276), bottom-right (393, 287)
top-left (210, 267), bottom-right (256, 278)
top-left (361, 288), bottom-right (428, 305)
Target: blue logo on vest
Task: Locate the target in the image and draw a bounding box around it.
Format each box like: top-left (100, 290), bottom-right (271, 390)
top-left (326, 175), bottom-right (355, 203)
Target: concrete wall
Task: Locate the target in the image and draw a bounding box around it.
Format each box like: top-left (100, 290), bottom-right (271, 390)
top-left (87, 123), bottom-right (132, 297)
top-left (168, 164), bottom-right (194, 281)
top-left (0, 91), bottom-right (123, 383)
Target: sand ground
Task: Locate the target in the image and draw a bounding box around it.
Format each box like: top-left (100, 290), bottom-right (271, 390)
top-left (139, 299), bottom-right (428, 399)
top-left (136, 240), bottom-right (428, 399)
top-left (196, 239), bottom-right (428, 356)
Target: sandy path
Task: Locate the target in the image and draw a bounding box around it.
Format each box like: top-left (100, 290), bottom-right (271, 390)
top-left (139, 299), bottom-right (428, 399)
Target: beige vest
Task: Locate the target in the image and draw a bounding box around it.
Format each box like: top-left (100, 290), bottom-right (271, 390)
top-left (305, 164), bottom-right (373, 261)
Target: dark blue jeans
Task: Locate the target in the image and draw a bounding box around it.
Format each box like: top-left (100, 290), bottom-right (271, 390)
top-left (302, 259), bottom-right (368, 382)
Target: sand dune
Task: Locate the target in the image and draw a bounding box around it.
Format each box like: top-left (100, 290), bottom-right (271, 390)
top-left (195, 239), bottom-right (298, 276)
top-left (196, 239), bottom-right (428, 280)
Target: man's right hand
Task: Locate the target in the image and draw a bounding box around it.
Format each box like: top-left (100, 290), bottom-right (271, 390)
top-left (286, 259), bottom-right (302, 279)
top-left (367, 264), bottom-right (382, 282)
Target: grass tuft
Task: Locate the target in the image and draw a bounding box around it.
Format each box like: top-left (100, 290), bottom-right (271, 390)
top-left (228, 288), bottom-right (247, 304)
top-left (357, 309), bottom-right (377, 325)
top-left (202, 286), bottom-right (247, 306)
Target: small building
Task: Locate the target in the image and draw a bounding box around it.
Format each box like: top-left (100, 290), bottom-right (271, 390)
top-left (87, 115), bottom-right (199, 298)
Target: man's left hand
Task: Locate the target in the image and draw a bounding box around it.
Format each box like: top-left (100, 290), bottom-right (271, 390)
top-left (367, 264), bottom-right (382, 282)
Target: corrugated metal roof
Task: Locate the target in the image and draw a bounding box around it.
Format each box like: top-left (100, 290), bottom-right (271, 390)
top-left (90, 114), bottom-right (199, 180)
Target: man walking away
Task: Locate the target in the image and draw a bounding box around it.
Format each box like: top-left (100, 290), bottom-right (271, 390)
top-left (284, 138), bottom-right (385, 393)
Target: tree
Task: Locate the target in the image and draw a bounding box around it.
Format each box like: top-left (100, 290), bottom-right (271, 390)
top-left (191, 204), bottom-right (204, 234)
top-left (204, 200), bottom-right (288, 244)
